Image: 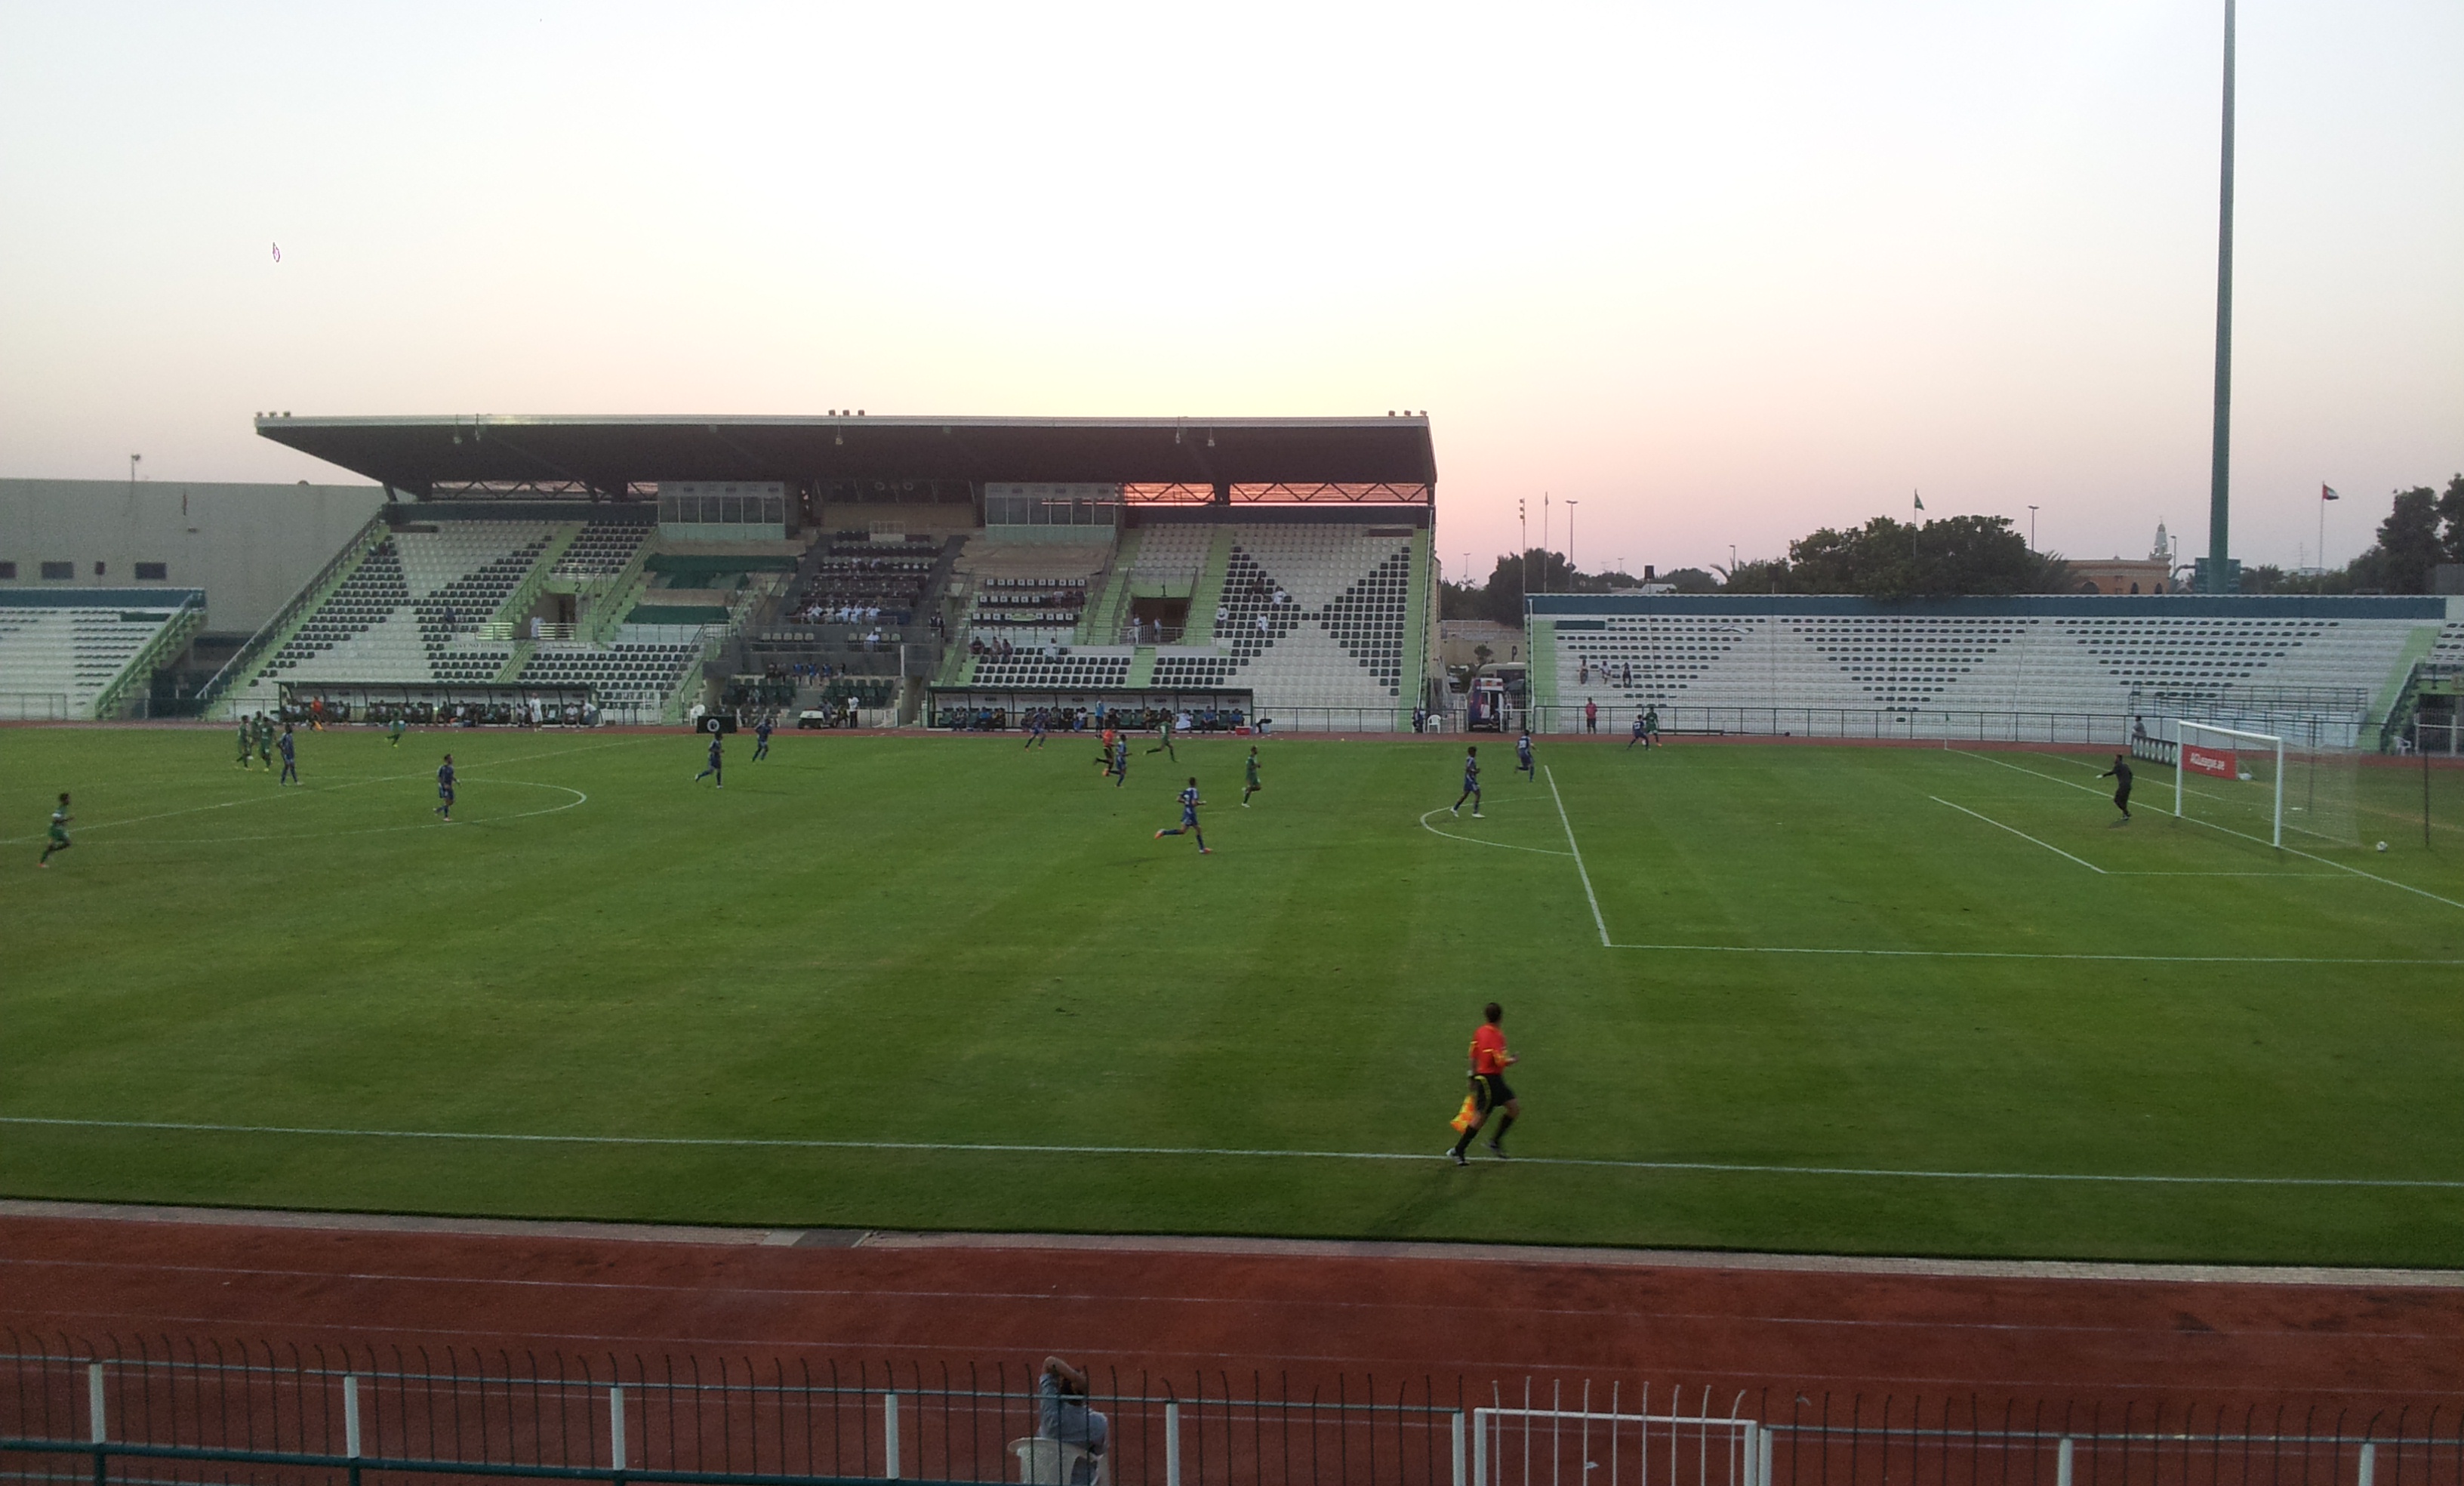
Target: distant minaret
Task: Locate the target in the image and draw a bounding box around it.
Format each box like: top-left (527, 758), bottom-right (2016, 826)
top-left (2151, 522), bottom-right (2170, 563)
top-left (2204, 0), bottom-right (2237, 591)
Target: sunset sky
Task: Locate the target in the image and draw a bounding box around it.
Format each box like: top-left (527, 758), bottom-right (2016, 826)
top-left (2, 2), bottom-right (2456, 581)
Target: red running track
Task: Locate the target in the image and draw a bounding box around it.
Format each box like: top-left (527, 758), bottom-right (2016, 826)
top-left (2, 1204), bottom-right (2459, 1409)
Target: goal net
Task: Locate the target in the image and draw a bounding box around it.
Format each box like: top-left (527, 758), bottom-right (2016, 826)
top-left (2170, 720), bottom-right (2360, 849)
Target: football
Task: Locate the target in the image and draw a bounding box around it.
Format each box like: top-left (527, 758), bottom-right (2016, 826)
top-left (2377, 841), bottom-right (2390, 852)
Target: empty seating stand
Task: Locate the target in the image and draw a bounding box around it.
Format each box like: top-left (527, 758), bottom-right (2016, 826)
top-left (551, 519), bottom-right (652, 578)
top-left (266, 521), bottom-right (558, 686)
top-left (516, 633), bottom-right (704, 712)
top-left (0, 591), bottom-right (201, 719)
top-left (1529, 596), bottom-right (2455, 743)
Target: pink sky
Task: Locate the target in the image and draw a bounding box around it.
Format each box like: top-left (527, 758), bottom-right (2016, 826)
top-left (2, 2), bottom-right (2456, 581)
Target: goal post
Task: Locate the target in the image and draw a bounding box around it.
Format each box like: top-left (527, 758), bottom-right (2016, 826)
top-left (2169, 719), bottom-right (2361, 850)
top-left (2174, 721), bottom-right (2283, 847)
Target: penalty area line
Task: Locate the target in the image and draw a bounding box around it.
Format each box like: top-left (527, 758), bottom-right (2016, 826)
top-left (1605, 942), bottom-right (2464, 966)
top-left (1930, 796), bottom-right (2105, 874)
top-left (1545, 765), bottom-right (1609, 947)
top-left (4, 1116), bottom-right (2461, 1191)
top-left (1948, 749), bottom-right (2464, 912)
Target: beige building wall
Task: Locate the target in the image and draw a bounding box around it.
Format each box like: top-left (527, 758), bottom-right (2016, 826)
top-left (0, 479), bottom-right (387, 633)
top-left (2069, 559), bottom-right (2175, 595)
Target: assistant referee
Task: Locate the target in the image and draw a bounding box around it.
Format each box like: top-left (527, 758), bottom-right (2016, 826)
top-left (1449, 1001), bottom-right (1520, 1166)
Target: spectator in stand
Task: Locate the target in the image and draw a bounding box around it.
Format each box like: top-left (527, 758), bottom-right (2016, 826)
top-left (1585, 698), bottom-right (1598, 733)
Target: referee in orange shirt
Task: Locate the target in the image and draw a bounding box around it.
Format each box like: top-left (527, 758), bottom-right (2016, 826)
top-left (1448, 1001), bottom-right (1520, 1165)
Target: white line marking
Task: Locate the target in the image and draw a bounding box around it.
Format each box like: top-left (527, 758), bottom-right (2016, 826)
top-left (0, 735), bottom-right (645, 845)
top-left (1416, 806), bottom-right (1572, 856)
top-left (2103, 871), bottom-right (2345, 878)
top-left (5, 1115), bottom-right (2459, 1190)
top-left (1949, 750), bottom-right (2464, 911)
top-left (1930, 796), bottom-right (2106, 874)
top-left (1545, 764), bottom-right (1609, 947)
top-left (1606, 941), bottom-right (2464, 965)
top-left (106, 782), bottom-right (589, 846)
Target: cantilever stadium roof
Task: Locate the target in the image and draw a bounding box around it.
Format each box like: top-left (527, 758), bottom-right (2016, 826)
top-left (254, 415), bottom-right (1437, 497)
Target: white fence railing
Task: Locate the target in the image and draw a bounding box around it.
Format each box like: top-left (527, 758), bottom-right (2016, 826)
top-left (0, 691), bottom-right (72, 720)
top-left (1476, 1388), bottom-right (1759, 1486)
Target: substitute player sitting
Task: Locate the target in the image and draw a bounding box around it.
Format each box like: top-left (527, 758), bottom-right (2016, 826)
top-left (1447, 1000), bottom-right (1520, 1165)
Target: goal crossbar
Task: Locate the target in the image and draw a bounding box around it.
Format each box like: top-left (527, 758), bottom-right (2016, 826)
top-left (2173, 720), bottom-right (2285, 849)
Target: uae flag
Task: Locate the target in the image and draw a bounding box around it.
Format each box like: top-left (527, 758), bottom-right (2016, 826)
top-left (2322, 485), bottom-right (2340, 501)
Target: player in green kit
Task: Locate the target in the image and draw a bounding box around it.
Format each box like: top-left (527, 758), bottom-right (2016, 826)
top-left (1241, 745), bottom-right (1262, 806)
top-left (256, 715), bottom-right (274, 772)
top-left (388, 715), bottom-right (405, 748)
top-left (236, 716), bottom-right (254, 768)
top-left (36, 793), bottom-right (72, 868)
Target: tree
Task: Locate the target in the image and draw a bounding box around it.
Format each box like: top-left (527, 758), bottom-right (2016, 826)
top-left (2439, 473), bottom-right (2464, 565)
top-left (1720, 558), bottom-right (1791, 593)
top-left (2347, 486), bottom-right (2442, 593)
top-left (1725, 514), bottom-right (2067, 597)
top-left (1661, 567), bottom-right (1720, 593)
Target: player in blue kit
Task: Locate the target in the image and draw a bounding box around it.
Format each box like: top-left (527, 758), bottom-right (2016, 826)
top-left (1154, 777), bottom-right (1210, 853)
top-left (695, 730), bottom-right (724, 788)
top-left (1024, 709), bottom-right (1049, 750)
top-left (1515, 729), bottom-right (1535, 780)
top-left (1627, 711), bottom-right (1647, 749)
top-left (752, 712), bottom-right (773, 762)
top-left (433, 754), bottom-right (457, 820)
top-left (1450, 746), bottom-right (1483, 819)
top-left (1110, 733), bottom-right (1130, 788)
top-left (278, 724), bottom-right (300, 783)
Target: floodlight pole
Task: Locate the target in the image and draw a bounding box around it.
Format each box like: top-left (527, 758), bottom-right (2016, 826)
top-left (2027, 505), bottom-right (2038, 552)
top-left (1566, 501), bottom-right (1579, 588)
top-left (2204, 0), bottom-right (2237, 592)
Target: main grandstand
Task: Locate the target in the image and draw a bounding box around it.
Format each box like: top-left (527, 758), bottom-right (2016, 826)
top-left (193, 414), bottom-right (1444, 728)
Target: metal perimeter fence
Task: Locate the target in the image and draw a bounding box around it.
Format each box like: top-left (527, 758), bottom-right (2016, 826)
top-left (5, 1339), bottom-right (2461, 1486)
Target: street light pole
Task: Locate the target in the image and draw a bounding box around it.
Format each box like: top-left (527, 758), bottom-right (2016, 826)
top-left (1566, 501), bottom-right (1579, 589)
top-left (1518, 497), bottom-right (1528, 612)
top-left (2027, 504), bottom-right (2038, 552)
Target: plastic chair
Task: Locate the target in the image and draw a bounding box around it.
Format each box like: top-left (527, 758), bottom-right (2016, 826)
top-left (1008, 1438), bottom-right (1107, 1486)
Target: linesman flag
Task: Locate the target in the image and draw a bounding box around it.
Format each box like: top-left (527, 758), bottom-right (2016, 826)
top-left (2322, 485), bottom-right (2340, 501)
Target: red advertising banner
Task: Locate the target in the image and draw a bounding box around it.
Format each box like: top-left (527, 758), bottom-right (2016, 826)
top-left (2184, 744), bottom-right (2238, 778)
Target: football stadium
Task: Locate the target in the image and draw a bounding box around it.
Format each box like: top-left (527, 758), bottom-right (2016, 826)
top-left (7, 2), bottom-right (2464, 1477)
top-left (8, 409), bottom-right (2464, 1486)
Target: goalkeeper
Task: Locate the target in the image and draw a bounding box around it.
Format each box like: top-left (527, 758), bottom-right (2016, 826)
top-left (2099, 754), bottom-right (2133, 822)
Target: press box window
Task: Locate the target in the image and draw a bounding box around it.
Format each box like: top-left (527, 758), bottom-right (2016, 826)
top-left (136, 562), bottom-right (168, 581)
top-left (40, 561), bottom-right (73, 581)
top-left (0, 562), bottom-right (16, 579)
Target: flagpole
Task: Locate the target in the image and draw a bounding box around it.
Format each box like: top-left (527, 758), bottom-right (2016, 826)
top-left (2318, 489), bottom-right (2327, 584)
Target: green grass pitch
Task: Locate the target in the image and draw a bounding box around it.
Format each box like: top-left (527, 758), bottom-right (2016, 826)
top-left (5, 723), bottom-right (2463, 1266)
